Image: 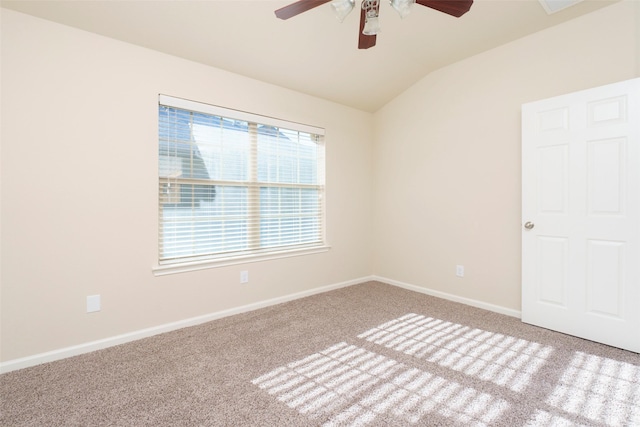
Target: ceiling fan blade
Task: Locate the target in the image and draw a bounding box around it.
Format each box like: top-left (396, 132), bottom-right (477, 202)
top-left (275, 0), bottom-right (332, 20)
top-left (358, 4), bottom-right (377, 49)
top-left (416, 0), bottom-right (473, 17)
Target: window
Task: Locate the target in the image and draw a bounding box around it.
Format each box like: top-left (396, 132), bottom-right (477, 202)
top-left (157, 95), bottom-right (326, 272)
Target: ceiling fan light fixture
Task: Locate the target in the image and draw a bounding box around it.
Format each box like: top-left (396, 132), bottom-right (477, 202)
top-left (362, 14), bottom-right (381, 35)
top-left (362, 0), bottom-right (381, 35)
top-left (331, 0), bottom-right (355, 22)
top-left (390, 0), bottom-right (415, 19)
top-left (274, 0), bottom-right (473, 49)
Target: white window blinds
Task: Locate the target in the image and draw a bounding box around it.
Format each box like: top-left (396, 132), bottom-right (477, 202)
top-left (158, 95), bottom-right (326, 265)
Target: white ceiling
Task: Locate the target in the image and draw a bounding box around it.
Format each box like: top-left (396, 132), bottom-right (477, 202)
top-left (1, 0), bottom-right (620, 112)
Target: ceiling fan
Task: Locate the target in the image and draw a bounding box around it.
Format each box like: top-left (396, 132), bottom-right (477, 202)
top-left (275, 0), bottom-right (473, 49)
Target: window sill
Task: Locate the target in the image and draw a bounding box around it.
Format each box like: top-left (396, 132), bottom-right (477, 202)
top-left (152, 245), bottom-right (331, 276)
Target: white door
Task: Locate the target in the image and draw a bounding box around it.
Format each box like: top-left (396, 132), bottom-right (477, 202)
top-left (522, 78), bottom-right (640, 353)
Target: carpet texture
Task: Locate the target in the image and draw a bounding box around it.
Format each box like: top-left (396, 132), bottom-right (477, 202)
top-left (1, 281), bottom-right (639, 426)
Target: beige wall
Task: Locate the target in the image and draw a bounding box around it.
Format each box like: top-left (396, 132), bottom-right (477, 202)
top-left (372, 0), bottom-right (640, 311)
top-left (0, 9), bottom-right (373, 362)
top-left (2, 1), bottom-right (639, 364)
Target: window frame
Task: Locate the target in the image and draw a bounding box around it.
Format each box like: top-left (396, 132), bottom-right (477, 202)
top-left (153, 95), bottom-right (329, 276)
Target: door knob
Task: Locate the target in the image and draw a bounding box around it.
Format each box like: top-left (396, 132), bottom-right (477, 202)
top-left (524, 221), bottom-right (535, 230)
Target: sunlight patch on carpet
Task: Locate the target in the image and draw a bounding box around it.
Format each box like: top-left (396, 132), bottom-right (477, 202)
top-left (524, 409), bottom-right (580, 426)
top-left (252, 342), bottom-right (510, 426)
top-left (545, 351), bottom-right (640, 425)
top-left (357, 313), bottom-right (553, 392)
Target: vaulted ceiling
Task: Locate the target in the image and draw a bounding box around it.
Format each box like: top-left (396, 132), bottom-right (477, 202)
top-left (1, 0), bottom-right (620, 112)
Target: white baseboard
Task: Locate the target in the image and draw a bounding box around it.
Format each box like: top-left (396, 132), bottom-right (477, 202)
top-left (1, 275), bottom-right (519, 373)
top-left (374, 275), bottom-right (522, 319)
top-left (0, 276), bottom-right (374, 374)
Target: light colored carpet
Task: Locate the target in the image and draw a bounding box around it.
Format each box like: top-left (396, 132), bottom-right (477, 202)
top-left (1, 281), bottom-right (639, 426)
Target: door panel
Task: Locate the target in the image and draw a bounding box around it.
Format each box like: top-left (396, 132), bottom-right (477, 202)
top-left (537, 236), bottom-right (568, 307)
top-left (522, 78), bottom-right (640, 353)
top-left (587, 138), bottom-right (626, 216)
top-left (538, 144), bottom-right (568, 214)
top-left (586, 239), bottom-right (624, 318)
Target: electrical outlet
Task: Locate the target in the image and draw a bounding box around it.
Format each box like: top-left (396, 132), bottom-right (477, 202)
top-left (456, 265), bottom-right (465, 278)
top-left (240, 270), bottom-right (249, 284)
top-left (87, 295), bottom-right (101, 313)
